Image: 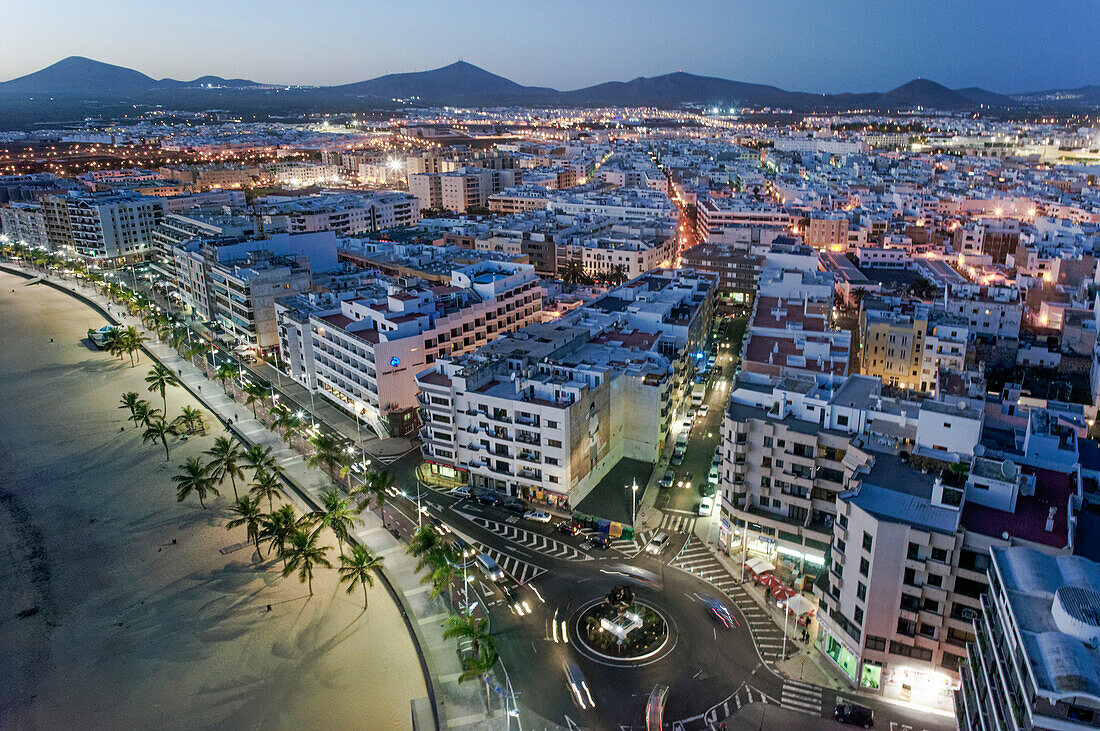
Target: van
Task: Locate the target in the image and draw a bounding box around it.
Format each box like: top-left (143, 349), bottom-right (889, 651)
top-left (646, 532), bottom-right (669, 555)
top-left (475, 552), bottom-right (505, 581)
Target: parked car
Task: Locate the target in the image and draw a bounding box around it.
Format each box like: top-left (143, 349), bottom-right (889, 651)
top-left (556, 519), bottom-right (582, 536)
top-left (708, 466), bottom-right (720, 485)
top-left (671, 451), bottom-right (685, 466)
top-left (645, 532), bottom-right (669, 555)
top-left (698, 404), bottom-right (709, 417)
top-left (590, 534), bottom-right (613, 549)
top-left (697, 496), bottom-right (714, 516)
top-left (660, 469), bottom-right (675, 488)
top-left (474, 490), bottom-right (503, 506)
top-left (524, 509), bottom-right (552, 523)
top-left (451, 486), bottom-right (471, 498)
top-left (502, 497), bottom-right (527, 513)
top-left (835, 703), bottom-right (874, 727)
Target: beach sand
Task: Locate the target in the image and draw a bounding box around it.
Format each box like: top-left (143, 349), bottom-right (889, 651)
top-left (0, 271), bottom-right (426, 730)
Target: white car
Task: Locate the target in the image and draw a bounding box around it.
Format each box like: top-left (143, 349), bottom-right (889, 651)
top-left (708, 466), bottom-right (720, 485)
top-left (646, 532), bottom-right (669, 555)
top-left (451, 486), bottom-right (471, 498)
top-left (698, 404), bottom-right (709, 417)
top-left (524, 509), bottom-right (552, 523)
top-left (698, 496), bottom-right (714, 516)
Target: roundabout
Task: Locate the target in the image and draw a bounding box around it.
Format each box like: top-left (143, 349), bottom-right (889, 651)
top-left (571, 585), bottom-right (676, 665)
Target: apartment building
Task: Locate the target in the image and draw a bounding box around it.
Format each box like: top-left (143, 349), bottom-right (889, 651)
top-left (0, 202), bottom-right (49, 248)
top-left (277, 261), bottom-right (542, 436)
top-left (557, 221), bottom-right (676, 280)
top-left (740, 295), bottom-right (853, 381)
top-left (264, 162), bottom-right (341, 188)
top-left (547, 189), bottom-right (677, 222)
top-left (806, 214), bottom-right (850, 251)
top-left (696, 195), bottom-right (792, 243)
top-left (261, 192), bottom-right (420, 235)
top-left (859, 298), bottom-right (970, 393)
top-left (416, 269), bottom-right (715, 507)
top-left (410, 168), bottom-right (521, 212)
top-left (812, 404), bottom-right (1082, 709)
top-left (41, 191), bottom-right (165, 261)
top-left (680, 242), bottom-right (762, 307)
top-left (149, 211), bottom-right (261, 282)
top-left (488, 185), bottom-right (553, 214)
top-left (175, 231), bottom-right (333, 348)
top-left (957, 546), bottom-right (1100, 731)
top-left (945, 283), bottom-right (1024, 340)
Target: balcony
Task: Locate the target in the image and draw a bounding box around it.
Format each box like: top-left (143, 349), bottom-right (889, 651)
top-left (518, 451), bottom-right (540, 463)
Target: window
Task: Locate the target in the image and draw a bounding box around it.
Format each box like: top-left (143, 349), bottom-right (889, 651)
top-left (546, 420), bottom-right (559, 429)
top-left (931, 547), bottom-right (948, 563)
top-left (927, 573), bottom-right (943, 588)
top-left (838, 514), bottom-right (848, 529)
top-left (856, 582), bottom-right (867, 601)
top-left (896, 619), bottom-right (916, 637)
top-left (923, 598), bottom-right (940, 614)
top-left (900, 594), bottom-right (920, 612)
top-left (865, 635), bottom-right (887, 652)
top-left (859, 557), bottom-right (869, 577)
top-left (862, 532), bottom-right (873, 552)
top-left (854, 607), bottom-right (864, 625)
top-left (907, 542), bottom-right (921, 560)
top-left (763, 437), bottom-right (773, 448)
top-left (759, 497), bottom-right (770, 508)
top-left (837, 414), bottom-right (849, 426)
top-left (836, 538), bottom-right (846, 554)
top-left (904, 567), bottom-right (918, 587)
top-left (547, 439), bottom-right (562, 448)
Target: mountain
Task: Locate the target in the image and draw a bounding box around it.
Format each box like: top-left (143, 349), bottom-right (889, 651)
top-left (1, 56), bottom-right (165, 94)
top-left (954, 86), bottom-right (1017, 107)
top-left (1012, 85), bottom-right (1100, 107)
top-left (331, 60), bottom-right (555, 102)
top-left (556, 71), bottom-right (817, 109)
top-left (875, 78), bottom-right (973, 109)
top-left (0, 56), bottom-right (262, 95)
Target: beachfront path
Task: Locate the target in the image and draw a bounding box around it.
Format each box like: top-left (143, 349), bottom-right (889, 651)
top-left (0, 270), bottom-right (429, 730)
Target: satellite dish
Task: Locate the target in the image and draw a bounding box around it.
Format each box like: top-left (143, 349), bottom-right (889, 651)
top-left (958, 400), bottom-right (968, 410)
top-left (1002, 460), bottom-right (1016, 480)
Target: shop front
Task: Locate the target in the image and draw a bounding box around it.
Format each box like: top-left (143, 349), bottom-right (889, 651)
top-left (816, 625), bottom-right (859, 683)
top-left (881, 664), bottom-right (959, 710)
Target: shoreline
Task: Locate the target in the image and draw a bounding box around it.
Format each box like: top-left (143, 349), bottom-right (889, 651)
top-left (0, 269), bottom-right (428, 730)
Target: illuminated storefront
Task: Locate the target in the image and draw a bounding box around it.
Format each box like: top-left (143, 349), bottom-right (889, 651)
top-left (817, 627), bottom-right (858, 682)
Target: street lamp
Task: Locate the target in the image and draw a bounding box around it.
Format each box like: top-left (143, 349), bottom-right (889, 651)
top-left (629, 478), bottom-right (639, 530)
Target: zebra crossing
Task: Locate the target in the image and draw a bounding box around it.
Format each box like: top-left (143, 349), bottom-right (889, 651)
top-left (606, 528), bottom-right (651, 556)
top-left (671, 537), bottom-right (795, 664)
top-left (471, 542), bottom-right (546, 585)
top-left (657, 512), bottom-right (697, 535)
top-left (458, 512), bottom-right (591, 561)
top-left (670, 684), bottom-right (774, 730)
top-left (780, 679), bottom-right (824, 716)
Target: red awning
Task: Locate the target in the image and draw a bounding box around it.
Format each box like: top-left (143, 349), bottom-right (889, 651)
top-left (757, 573), bottom-right (783, 590)
top-left (772, 585), bottom-right (797, 602)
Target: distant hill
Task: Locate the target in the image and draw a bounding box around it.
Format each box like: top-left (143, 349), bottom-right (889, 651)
top-left (0, 56), bottom-right (263, 95)
top-left (0, 56), bottom-right (1095, 122)
top-left (331, 61), bottom-right (555, 103)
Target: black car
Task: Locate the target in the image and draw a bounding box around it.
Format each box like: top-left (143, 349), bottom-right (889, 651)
top-left (502, 498), bottom-right (527, 514)
top-left (590, 534), bottom-right (613, 549)
top-left (474, 490), bottom-right (503, 506)
top-left (556, 519), bottom-right (582, 536)
top-left (835, 703), bottom-right (874, 727)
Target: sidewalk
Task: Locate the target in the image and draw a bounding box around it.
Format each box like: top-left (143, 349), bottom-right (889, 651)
top-left (15, 264), bottom-right (529, 730)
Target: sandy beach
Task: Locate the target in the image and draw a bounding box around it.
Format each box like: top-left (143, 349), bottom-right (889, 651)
top-left (0, 270), bottom-right (426, 730)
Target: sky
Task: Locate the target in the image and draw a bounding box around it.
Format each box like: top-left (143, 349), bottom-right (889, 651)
top-left (1, 0), bottom-right (1097, 93)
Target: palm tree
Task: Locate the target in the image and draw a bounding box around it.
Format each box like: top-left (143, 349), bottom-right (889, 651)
top-left (607, 263), bottom-right (630, 285)
top-left (215, 362), bottom-right (238, 394)
top-left (249, 468), bottom-right (282, 512)
top-left (206, 436), bottom-right (246, 500)
top-left (282, 526), bottom-right (333, 595)
top-left (311, 487), bottom-right (362, 557)
top-left (274, 410), bottom-right (302, 446)
top-left (180, 405), bottom-right (205, 435)
top-left (187, 341), bottom-right (212, 370)
top-left (307, 431), bottom-right (346, 480)
top-left (260, 504), bottom-right (298, 568)
top-left (459, 644), bottom-right (500, 683)
top-left (104, 329), bottom-right (126, 362)
top-left (243, 380), bottom-right (268, 419)
top-left (360, 468), bottom-right (395, 526)
top-left (244, 443), bottom-right (277, 480)
top-left (441, 614), bottom-right (495, 663)
top-left (119, 391), bottom-right (142, 424)
top-left (426, 548), bottom-right (458, 601)
top-left (172, 457), bottom-right (218, 508)
top-left (121, 326), bottom-right (147, 366)
top-left (133, 400), bottom-right (162, 428)
top-left (226, 495), bottom-right (265, 558)
top-left (338, 545), bottom-right (384, 609)
top-left (143, 418), bottom-right (172, 461)
top-left (145, 363), bottom-right (180, 413)
top-left (408, 525), bottom-right (444, 574)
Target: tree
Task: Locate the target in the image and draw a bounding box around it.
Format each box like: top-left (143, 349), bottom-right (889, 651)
top-left (249, 468), bottom-right (282, 513)
top-left (260, 504), bottom-right (298, 568)
top-left (215, 362), bottom-right (238, 394)
top-left (307, 431), bottom-right (346, 480)
top-left (338, 545), bottom-right (384, 609)
top-left (133, 400), bottom-right (162, 429)
top-left (143, 418), bottom-right (172, 461)
top-left (172, 457), bottom-right (218, 508)
top-left (311, 487), bottom-right (362, 557)
top-left (559, 259), bottom-right (593, 285)
top-left (187, 341), bottom-right (212, 370)
top-left (407, 525), bottom-right (444, 574)
top-left (441, 614), bottom-right (495, 665)
top-left (119, 391), bottom-right (142, 425)
top-left (458, 645), bottom-right (499, 683)
top-left (282, 526), bottom-right (333, 595)
top-left (243, 380), bottom-right (268, 419)
top-left (274, 410), bottom-right (302, 446)
top-left (121, 326), bottom-right (147, 366)
top-left (206, 436), bottom-right (246, 500)
top-left (145, 363), bottom-right (181, 413)
top-left (226, 495), bottom-right (265, 558)
top-left (244, 443), bottom-right (277, 479)
top-left (180, 405), bottom-right (205, 435)
top-left (607, 263), bottom-right (630, 286)
top-left (358, 468), bottom-right (395, 527)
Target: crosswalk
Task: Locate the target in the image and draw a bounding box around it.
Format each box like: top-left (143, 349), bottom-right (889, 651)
top-left (672, 537), bottom-right (795, 664)
top-left (472, 542), bottom-right (546, 585)
top-left (457, 512), bottom-right (591, 561)
top-left (606, 528), bottom-right (651, 556)
top-left (780, 679), bottom-right (824, 716)
top-left (657, 512), bottom-right (697, 535)
top-left (670, 684), bottom-right (775, 730)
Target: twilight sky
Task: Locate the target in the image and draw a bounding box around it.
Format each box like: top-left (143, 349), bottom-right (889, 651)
top-left (1, 0), bottom-right (1097, 93)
